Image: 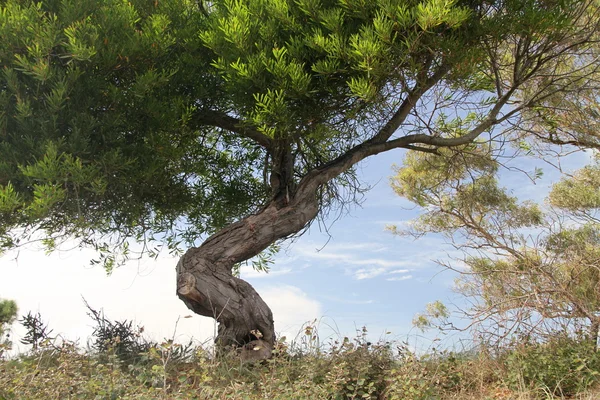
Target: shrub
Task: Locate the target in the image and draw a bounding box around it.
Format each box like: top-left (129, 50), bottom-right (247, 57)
top-left (84, 300), bottom-right (150, 363)
top-left (19, 312), bottom-right (53, 351)
top-left (505, 334), bottom-right (600, 397)
top-left (381, 346), bottom-right (435, 400)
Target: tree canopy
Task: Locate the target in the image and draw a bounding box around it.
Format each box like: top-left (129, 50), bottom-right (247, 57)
top-left (1, 0), bottom-right (599, 347)
top-left (391, 147), bottom-right (600, 346)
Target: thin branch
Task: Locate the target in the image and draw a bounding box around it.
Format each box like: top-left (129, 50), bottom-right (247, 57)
top-left (193, 109), bottom-right (273, 150)
top-left (369, 63), bottom-right (452, 144)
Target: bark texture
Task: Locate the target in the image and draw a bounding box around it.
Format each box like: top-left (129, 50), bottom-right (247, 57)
top-left (176, 180), bottom-right (320, 347)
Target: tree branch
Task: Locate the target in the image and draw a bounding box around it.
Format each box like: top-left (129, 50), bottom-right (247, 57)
top-left (193, 109), bottom-right (273, 150)
top-left (369, 64), bottom-right (452, 144)
top-left (404, 144), bottom-right (440, 155)
top-left (297, 86), bottom-right (516, 195)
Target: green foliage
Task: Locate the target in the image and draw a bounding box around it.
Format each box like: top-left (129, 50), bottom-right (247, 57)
top-left (549, 160), bottom-right (600, 212)
top-left (84, 300), bottom-right (150, 363)
top-left (392, 146), bottom-right (600, 347)
top-left (412, 300), bottom-right (449, 332)
top-left (383, 347), bottom-right (435, 400)
top-left (0, 298), bottom-right (17, 332)
top-left (19, 312), bottom-right (53, 351)
top-left (391, 148), bottom-right (543, 239)
top-left (0, 0), bottom-right (593, 273)
top-left (318, 327), bottom-right (394, 399)
top-left (505, 335), bottom-right (600, 398)
top-left (200, 0), bottom-right (475, 131)
top-left (0, 0), bottom-right (267, 268)
top-left (0, 298), bottom-right (17, 357)
top-left (2, 318), bottom-right (600, 399)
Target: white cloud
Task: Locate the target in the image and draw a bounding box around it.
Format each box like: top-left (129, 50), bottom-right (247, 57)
top-left (293, 242), bottom-right (387, 258)
top-left (1, 248), bottom-right (321, 350)
top-left (1, 249), bottom-right (218, 348)
top-left (351, 258), bottom-right (415, 268)
top-left (290, 240), bottom-right (424, 281)
top-left (293, 242), bottom-right (418, 270)
top-left (259, 285), bottom-right (322, 340)
top-left (389, 269), bottom-right (410, 274)
top-left (326, 242), bottom-right (388, 251)
top-left (240, 266), bottom-right (292, 279)
top-left (386, 275), bottom-right (413, 282)
top-left (354, 267), bottom-right (388, 280)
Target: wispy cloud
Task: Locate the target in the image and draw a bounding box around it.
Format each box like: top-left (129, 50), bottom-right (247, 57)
top-left (293, 243), bottom-right (418, 269)
top-left (291, 240), bottom-right (426, 281)
top-left (241, 267), bottom-right (293, 279)
top-left (389, 269), bottom-right (410, 274)
top-left (354, 267), bottom-right (388, 280)
top-left (351, 258), bottom-right (415, 268)
top-left (386, 275), bottom-right (413, 282)
top-left (320, 295), bottom-right (375, 305)
top-left (298, 242), bottom-right (389, 253)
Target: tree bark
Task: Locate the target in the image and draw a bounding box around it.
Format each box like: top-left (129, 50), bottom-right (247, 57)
top-left (176, 180), bottom-right (319, 347)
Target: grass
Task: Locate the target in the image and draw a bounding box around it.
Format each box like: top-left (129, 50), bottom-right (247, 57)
top-left (1, 322), bottom-right (600, 399)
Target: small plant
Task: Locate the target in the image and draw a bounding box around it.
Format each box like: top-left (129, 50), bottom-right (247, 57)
top-left (321, 327), bottom-right (394, 399)
top-left (132, 339), bottom-right (197, 389)
top-left (381, 343), bottom-right (436, 400)
top-left (84, 299), bottom-right (149, 363)
top-left (19, 312), bottom-right (54, 350)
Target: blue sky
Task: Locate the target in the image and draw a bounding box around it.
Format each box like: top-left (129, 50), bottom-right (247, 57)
top-left (0, 147), bottom-right (592, 353)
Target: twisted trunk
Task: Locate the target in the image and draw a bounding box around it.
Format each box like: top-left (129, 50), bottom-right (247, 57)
top-left (175, 93), bottom-right (442, 347)
top-left (176, 177), bottom-right (319, 347)
top-left (175, 69), bottom-right (455, 348)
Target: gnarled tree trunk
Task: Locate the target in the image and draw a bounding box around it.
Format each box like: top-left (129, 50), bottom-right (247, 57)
top-left (176, 177), bottom-right (320, 347)
top-left (175, 69), bottom-right (466, 349)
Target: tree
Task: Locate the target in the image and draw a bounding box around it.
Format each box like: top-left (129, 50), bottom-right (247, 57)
top-left (0, 298), bottom-right (17, 335)
top-left (0, 0), bottom-right (599, 349)
top-left (390, 150), bottom-right (600, 348)
top-left (0, 298), bottom-right (17, 356)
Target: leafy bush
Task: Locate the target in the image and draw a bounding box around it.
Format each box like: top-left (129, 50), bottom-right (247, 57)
top-left (505, 335), bottom-right (600, 397)
top-left (318, 327), bottom-right (394, 399)
top-left (84, 300), bottom-right (150, 363)
top-left (382, 346), bottom-right (434, 400)
top-left (19, 312), bottom-right (53, 350)
top-left (2, 319), bottom-right (600, 399)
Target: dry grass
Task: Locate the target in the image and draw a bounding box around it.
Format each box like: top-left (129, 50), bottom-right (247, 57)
top-left (1, 325), bottom-right (600, 399)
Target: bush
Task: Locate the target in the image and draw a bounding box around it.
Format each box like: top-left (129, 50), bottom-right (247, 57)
top-left (381, 345), bottom-right (434, 400)
top-left (505, 335), bottom-right (600, 397)
top-left (3, 317), bottom-right (600, 400)
top-left (322, 336), bottom-right (394, 399)
top-left (84, 300), bottom-right (150, 363)
top-left (19, 312), bottom-right (53, 351)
